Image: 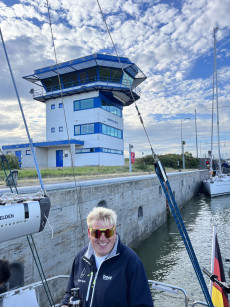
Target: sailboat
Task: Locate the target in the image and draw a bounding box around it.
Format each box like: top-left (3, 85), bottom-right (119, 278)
top-left (203, 28), bottom-right (230, 197)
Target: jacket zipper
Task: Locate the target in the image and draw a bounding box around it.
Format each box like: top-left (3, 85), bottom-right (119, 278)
top-left (89, 253), bottom-right (120, 307)
top-left (89, 270), bottom-right (98, 307)
top-left (86, 272), bottom-right (94, 302)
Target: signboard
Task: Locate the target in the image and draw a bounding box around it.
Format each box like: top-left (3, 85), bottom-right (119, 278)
top-left (131, 152), bottom-right (135, 164)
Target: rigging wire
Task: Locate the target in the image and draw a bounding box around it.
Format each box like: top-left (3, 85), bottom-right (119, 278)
top-left (0, 27), bottom-right (55, 307)
top-left (45, 0), bottom-right (86, 247)
top-left (96, 0), bottom-right (156, 160)
top-left (96, 1), bottom-right (214, 306)
top-left (27, 235), bottom-right (54, 307)
top-left (0, 28), bottom-right (46, 195)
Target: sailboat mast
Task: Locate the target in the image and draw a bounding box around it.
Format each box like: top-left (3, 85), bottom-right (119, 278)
top-left (210, 38), bottom-right (215, 175)
top-left (213, 27), bottom-right (222, 176)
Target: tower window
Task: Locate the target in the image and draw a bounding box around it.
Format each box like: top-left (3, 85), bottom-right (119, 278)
top-left (74, 124), bottom-right (95, 135)
top-left (99, 67), bottom-right (122, 83)
top-left (101, 124), bottom-right (122, 139)
top-left (74, 98), bottom-right (94, 111)
top-left (51, 104), bottom-right (55, 109)
top-left (101, 99), bottom-right (122, 117)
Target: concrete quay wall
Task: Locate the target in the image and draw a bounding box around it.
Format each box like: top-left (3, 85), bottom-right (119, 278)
top-left (0, 170), bottom-right (208, 305)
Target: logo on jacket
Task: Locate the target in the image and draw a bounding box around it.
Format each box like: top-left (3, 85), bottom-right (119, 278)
top-left (103, 274), bottom-right (112, 280)
top-left (80, 268), bottom-right (86, 279)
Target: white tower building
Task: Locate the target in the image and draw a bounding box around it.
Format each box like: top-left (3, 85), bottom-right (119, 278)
top-left (3, 54), bottom-right (146, 168)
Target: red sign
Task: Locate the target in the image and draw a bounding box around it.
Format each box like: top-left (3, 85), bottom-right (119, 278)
top-left (131, 152), bottom-right (135, 164)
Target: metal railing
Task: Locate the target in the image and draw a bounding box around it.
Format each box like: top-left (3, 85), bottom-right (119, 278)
top-left (192, 301), bottom-right (208, 306)
top-left (1, 277), bottom-right (209, 306)
top-left (0, 275), bottom-right (69, 307)
top-left (33, 76), bottom-right (140, 98)
top-left (149, 280), bottom-right (189, 307)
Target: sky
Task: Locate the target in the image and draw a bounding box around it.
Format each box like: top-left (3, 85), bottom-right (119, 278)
top-left (0, 0), bottom-right (230, 159)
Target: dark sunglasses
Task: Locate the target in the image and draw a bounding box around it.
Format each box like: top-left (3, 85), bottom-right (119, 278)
top-left (89, 227), bottom-right (115, 239)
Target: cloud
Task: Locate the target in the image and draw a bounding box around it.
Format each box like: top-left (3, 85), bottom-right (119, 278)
top-left (1, 0), bottom-right (230, 158)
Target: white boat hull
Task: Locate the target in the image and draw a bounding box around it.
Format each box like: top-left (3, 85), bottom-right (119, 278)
top-left (203, 175), bottom-right (230, 197)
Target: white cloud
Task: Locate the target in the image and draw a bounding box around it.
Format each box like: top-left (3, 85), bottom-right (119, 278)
top-left (1, 0), bottom-right (230, 158)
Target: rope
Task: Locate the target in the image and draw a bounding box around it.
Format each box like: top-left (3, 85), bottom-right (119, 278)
top-left (0, 191), bottom-right (44, 205)
top-left (96, 1), bottom-right (213, 305)
top-left (45, 0), bottom-right (86, 247)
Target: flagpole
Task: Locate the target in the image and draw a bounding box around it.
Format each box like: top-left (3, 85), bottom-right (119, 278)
top-left (210, 224), bottom-right (217, 296)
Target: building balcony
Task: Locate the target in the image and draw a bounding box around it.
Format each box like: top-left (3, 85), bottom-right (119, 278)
top-left (32, 76), bottom-right (141, 106)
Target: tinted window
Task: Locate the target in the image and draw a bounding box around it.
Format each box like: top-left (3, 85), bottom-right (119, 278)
top-left (79, 71), bottom-right (87, 83)
top-left (74, 98), bottom-right (94, 111)
top-left (99, 67), bottom-right (110, 80)
top-left (87, 67), bottom-right (97, 81)
top-left (81, 99), bottom-right (94, 109)
top-left (81, 124), bottom-right (94, 134)
top-left (74, 126), bottom-right (80, 135)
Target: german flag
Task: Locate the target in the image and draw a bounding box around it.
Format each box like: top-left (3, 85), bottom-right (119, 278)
top-left (211, 226), bottom-right (229, 307)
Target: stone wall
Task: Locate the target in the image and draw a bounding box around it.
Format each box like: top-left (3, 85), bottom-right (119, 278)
top-left (0, 170), bottom-right (208, 305)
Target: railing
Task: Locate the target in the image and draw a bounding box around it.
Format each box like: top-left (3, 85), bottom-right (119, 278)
top-left (149, 280), bottom-right (189, 307)
top-left (33, 76), bottom-right (140, 98)
top-left (0, 275), bottom-right (69, 307)
top-left (192, 301), bottom-right (208, 306)
top-left (1, 277), bottom-right (206, 306)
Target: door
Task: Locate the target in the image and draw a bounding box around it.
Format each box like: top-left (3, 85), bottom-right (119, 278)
top-left (15, 150), bottom-right (22, 168)
top-left (56, 150), bottom-right (63, 167)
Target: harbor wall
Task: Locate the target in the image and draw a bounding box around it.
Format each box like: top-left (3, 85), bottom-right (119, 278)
top-left (0, 170), bottom-right (208, 305)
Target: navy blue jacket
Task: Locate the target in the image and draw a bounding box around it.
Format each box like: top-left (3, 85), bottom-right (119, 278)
top-left (59, 236), bottom-right (154, 307)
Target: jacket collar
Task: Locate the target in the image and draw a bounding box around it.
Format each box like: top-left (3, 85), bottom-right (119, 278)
top-left (84, 234), bottom-right (120, 261)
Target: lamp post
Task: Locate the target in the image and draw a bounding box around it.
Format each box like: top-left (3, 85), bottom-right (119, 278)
top-left (129, 144), bottom-right (133, 173)
top-left (181, 118), bottom-right (191, 169)
top-left (195, 109), bottom-right (198, 159)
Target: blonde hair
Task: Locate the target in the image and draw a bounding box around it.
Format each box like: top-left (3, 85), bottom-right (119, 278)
top-left (87, 207), bottom-right (117, 228)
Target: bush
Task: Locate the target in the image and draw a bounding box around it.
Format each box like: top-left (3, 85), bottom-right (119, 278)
top-left (138, 152), bottom-right (199, 169)
top-left (0, 154), bottom-right (20, 170)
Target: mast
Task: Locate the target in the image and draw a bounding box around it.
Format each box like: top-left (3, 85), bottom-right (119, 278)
top-left (213, 27), bottom-right (222, 176)
top-left (210, 34), bottom-right (215, 176)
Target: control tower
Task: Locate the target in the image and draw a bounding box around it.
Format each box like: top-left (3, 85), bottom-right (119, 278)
top-left (3, 54), bottom-right (146, 167)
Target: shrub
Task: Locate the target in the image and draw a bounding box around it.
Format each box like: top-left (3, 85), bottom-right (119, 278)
top-left (138, 153), bottom-right (199, 169)
top-left (0, 154), bottom-right (20, 170)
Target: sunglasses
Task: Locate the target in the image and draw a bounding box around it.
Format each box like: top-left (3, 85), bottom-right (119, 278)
top-left (89, 227), bottom-right (115, 239)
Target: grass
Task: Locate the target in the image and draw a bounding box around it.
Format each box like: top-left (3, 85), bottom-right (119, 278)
top-left (0, 157), bottom-right (191, 187)
top-left (0, 163), bottom-right (158, 186)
